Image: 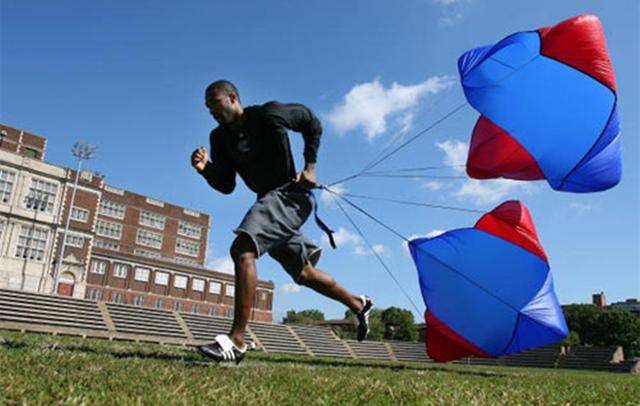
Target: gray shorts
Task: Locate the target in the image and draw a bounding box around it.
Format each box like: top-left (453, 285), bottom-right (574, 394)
top-left (234, 182), bottom-right (322, 280)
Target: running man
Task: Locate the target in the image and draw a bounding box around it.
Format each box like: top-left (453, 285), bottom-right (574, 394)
top-left (191, 80), bottom-right (373, 364)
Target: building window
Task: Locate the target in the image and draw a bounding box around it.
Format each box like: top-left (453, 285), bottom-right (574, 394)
top-left (65, 234), bottom-right (84, 248)
top-left (96, 219), bottom-right (122, 239)
top-left (178, 221), bottom-right (202, 239)
top-left (109, 292), bottom-right (124, 304)
top-left (191, 304), bottom-right (200, 314)
top-left (24, 178), bottom-right (57, 213)
top-left (134, 249), bottom-right (162, 259)
top-left (175, 238), bottom-right (199, 257)
top-left (86, 288), bottom-right (103, 301)
top-left (113, 263), bottom-right (128, 278)
top-left (133, 296), bottom-right (144, 306)
top-left (0, 169), bottom-right (16, 204)
top-left (15, 225), bottom-right (48, 261)
top-left (136, 228), bottom-right (162, 249)
top-left (95, 239), bottom-right (120, 251)
top-left (174, 275), bottom-right (187, 289)
top-left (175, 257), bottom-right (199, 267)
top-left (70, 206), bottom-right (89, 222)
top-left (99, 199), bottom-right (126, 219)
top-left (225, 285), bottom-right (235, 297)
top-left (0, 220), bottom-right (5, 251)
top-left (173, 301), bottom-right (184, 312)
top-left (209, 281), bottom-right (221, 295)
top-left (90, 260), bottom-right (107, 274)
top-left (155, 272), bottom-right (169, 286)
top-left (192, 278), bottom-right (205, 292)
top-left (208, 307), bottom-right (218, 316)
top-left (224, 307), bottom-right (233, 318)
top-left (23, 147), bottom-right (39, 158)
top-left (154, 298), bottom-right (164, 309)
top-left (134, 267), bottom-right (150, 282)
top-left (139, 210), bottom-right (165, 230)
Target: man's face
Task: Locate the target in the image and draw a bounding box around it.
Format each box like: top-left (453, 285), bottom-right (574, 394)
top-left (205, 90), bottom-right (237, 125)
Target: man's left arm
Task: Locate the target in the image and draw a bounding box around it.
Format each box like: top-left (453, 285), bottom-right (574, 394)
top-left (264, 101), bottom-right (322, 188)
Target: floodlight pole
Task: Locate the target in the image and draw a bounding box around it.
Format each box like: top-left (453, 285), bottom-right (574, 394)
top-left (51, 141), bottom-right (96, 294)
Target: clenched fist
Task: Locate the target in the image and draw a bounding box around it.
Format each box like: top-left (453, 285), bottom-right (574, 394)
top-left (191, 147), bottom-right (209, 172)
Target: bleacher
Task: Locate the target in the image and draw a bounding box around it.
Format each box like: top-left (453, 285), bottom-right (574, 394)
top-left (106, 303), bottom-right (187, 340)
top-left (248, 321), bottom-right (308, 355)
top-left (290, 324), bottom-right (352, 358)
top-left (344, 339), bottom-right (391, 361)
top-left (0, 288), bottom-right (108, 334)
top-left (0, 288), bottom-right (637, 374)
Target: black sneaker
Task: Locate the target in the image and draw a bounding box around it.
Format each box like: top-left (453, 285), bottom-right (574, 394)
top-left (355, 295), bottom-right (373, 342)
top-left (197, 334), bottom-right (247, 364)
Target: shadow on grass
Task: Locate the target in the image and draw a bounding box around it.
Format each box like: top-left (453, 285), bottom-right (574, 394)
top-left (1, 337), bottom-right (514, 378)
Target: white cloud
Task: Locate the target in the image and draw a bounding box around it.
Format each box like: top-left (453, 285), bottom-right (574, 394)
top-left (207, 256), bottom-right (235, 275)
top-left (433, 0), bottom-right (470, 27)
top-left (435, 139), bottom-right (468, 171)
top-left (328, 76), bottom-right (455, 140)
top-left (422, 181), bottom-right (443, 191)
top-left (320, 184), bottom-right (347, 206)
top-left (435, 139), bottom-right (535, 206)
top-left (354, 243), bottom-right (388, 256)
top-left (323, 227), bottom-right (388, 257)
top-left (280, 283), bottom-right (301, 294)
top-left (456, 179), bottom-right (534, 205)
top-left (569, 201), bottom-right (592, 215)
top-left (323, 227), bottom-right (362, 247)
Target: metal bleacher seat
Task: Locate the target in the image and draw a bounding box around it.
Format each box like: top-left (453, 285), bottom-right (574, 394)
top-left (248, 321), bottom-right (308, 355)
top-left (388, 340), bottom-right (431, 363)
top-left (105, 302), bottom-right (186, 339)
top-left (0, 288), bottom-right (107, 332)
top-left (290, 324), bottom-right (353, 358)
top-left (344, 339), bottom-right (392, 361)
top-left (179, 313), bottom-right (234, 342)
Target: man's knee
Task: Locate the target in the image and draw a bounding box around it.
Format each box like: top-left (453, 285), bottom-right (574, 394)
top-left (230, 234), bottom-right (257, 264)
top-left (295, 265), bottom-right (330, 286)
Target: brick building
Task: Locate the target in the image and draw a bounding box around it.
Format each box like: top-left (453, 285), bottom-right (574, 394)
top-left (0, 123), bottom-right (273, 322)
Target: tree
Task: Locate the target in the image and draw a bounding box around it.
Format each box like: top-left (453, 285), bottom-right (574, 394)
top-left (282, 309), bottom-right (325, 324)
top-left (344, 306), bottom-right (416, 341)
top-left (381, 307), bottom-right (417, 341)
top-left (563, 304), bottom-right (640, 357)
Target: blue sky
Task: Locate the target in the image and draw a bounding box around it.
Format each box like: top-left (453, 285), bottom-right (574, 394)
top-left (2, 0), bottom-right (638, 321)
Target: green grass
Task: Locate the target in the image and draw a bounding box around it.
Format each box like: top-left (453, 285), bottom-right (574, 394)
top-left (1, 332), bottom-right (638, 405)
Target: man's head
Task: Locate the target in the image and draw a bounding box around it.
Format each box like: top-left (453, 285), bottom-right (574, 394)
top-left (205, 80), bottom-right (243, 126)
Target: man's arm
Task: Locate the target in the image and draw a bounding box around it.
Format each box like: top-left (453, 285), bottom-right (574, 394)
top-left (191, 132), bottom-right (237, 194)
top-left (263, 101), bottom-right (322, 187)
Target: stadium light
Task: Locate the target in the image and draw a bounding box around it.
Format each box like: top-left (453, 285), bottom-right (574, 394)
top-left (51, 141), bottom-right (97, 294)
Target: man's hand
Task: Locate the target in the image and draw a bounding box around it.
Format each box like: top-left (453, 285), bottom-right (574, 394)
top-left (191, 147), bottom-right (209, 172)
top-left (294, 164), bottom-right (317, 189)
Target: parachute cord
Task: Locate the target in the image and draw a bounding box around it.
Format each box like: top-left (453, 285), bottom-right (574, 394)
top-left (323, 187), bottom-right (409, 241)
top-left (357, 174), bottom-right (469, 180)
top-left (325, 188), bottom-right (422, 314)
top-left (361, 164), bottom-right (467, 175)
top-left (339, 192), bottom-right (485, 214)
top-left (326, 101), bottom-right (469, 188)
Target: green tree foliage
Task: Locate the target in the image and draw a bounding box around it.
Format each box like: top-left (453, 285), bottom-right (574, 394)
top-left (344, 307), bottom-right (416, 341)
top-left (282, 309), bottom-right (325, 324)
top-left (563, 304), bottom-right (640, 357)
top-left (381, 307), bottom-right (417, 341)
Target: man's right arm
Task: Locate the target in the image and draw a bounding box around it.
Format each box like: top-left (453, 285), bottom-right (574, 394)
top-left (192, 132), bottom-right (236, 194)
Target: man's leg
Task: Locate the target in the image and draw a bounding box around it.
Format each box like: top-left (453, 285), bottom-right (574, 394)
top-left (296, 265), bottom-right (364, 314)
top-left (228, 233), bottom-right (258, 349)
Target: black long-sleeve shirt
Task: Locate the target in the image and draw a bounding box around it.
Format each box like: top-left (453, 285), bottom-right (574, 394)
top-left (199, 101), bottom-right (322, 197)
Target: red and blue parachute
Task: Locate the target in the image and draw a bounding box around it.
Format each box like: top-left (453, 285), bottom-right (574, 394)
top-left (459, 14), bottom-right (621, 193)
top-left (409, 201), bottom-right (567, 362)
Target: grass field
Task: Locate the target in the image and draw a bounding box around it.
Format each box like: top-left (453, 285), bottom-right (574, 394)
top-left (1, 332), bottom-right (638, 405)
